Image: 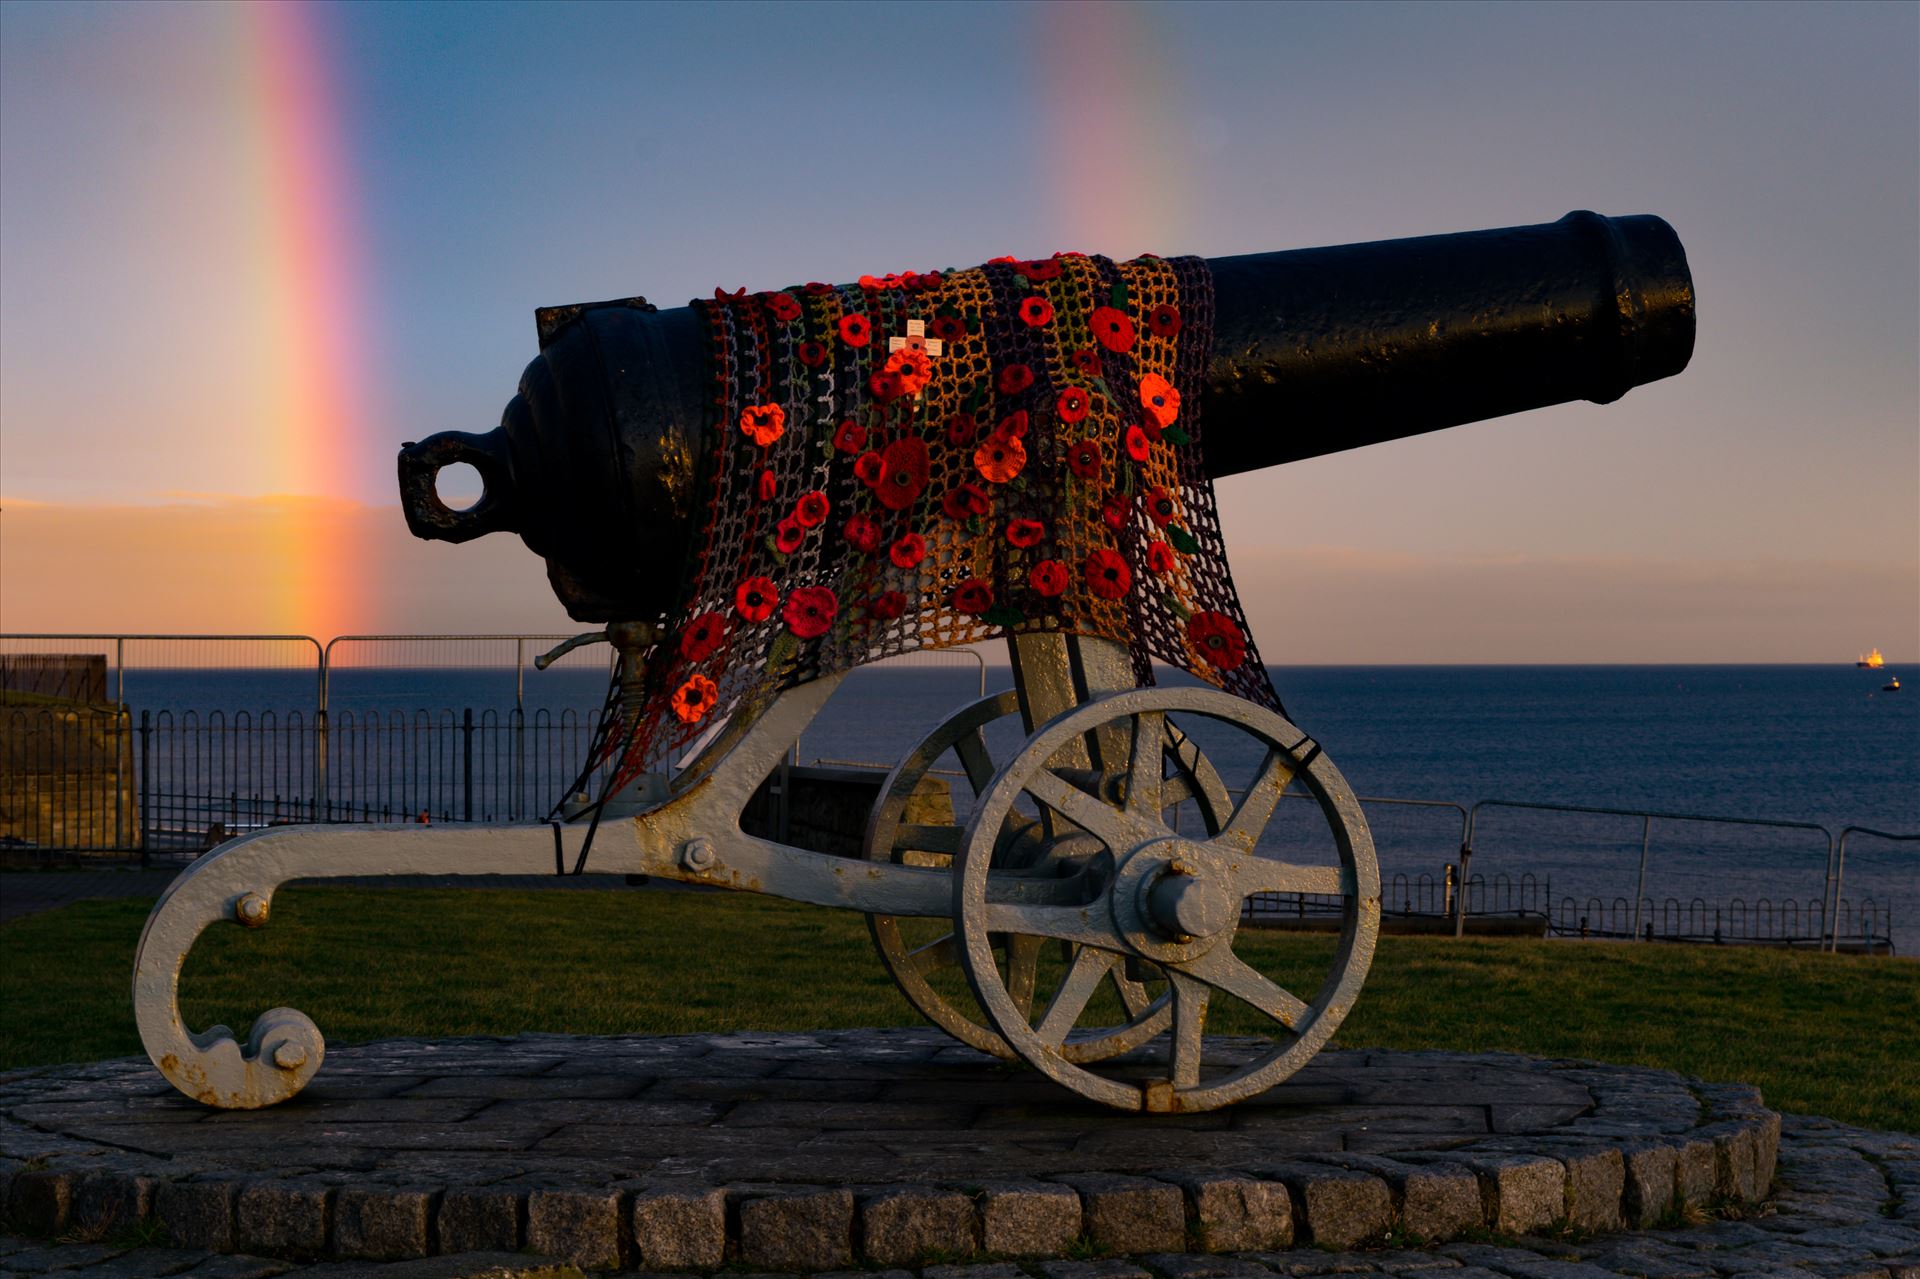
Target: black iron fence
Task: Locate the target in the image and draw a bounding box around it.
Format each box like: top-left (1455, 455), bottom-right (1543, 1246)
top-left (2, 705), bottom-right (609, 856)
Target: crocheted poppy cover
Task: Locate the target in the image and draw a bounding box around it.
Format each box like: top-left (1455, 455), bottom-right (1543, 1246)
top-left (619, 252), bottom-right (1275, 778)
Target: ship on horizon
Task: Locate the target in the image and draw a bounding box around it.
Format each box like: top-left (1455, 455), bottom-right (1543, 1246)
top-left (1857, 648), bottom-right (1885, 668)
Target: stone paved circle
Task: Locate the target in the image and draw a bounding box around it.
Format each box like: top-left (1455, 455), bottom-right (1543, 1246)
top-left (0, 1029), bottom-right (1788, 1273)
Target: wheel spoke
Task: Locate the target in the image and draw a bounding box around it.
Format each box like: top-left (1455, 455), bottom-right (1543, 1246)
top-left (1124, 711), bottom-right (1165, 819)
top-left (906, 934), bottom-right (959, 974)
top-left (955, 728), bottom-right (996, 793)
top-left (1168, 972), bottom-right (1210, 1087)
top-left (1161, 773), bottom-right (1199, 807)
top-left (1111, 961), bottom-right (1157, 1016)
top-left (1231, 858), bottom-right (1351, 898)
top-left (1216, 749), bottom-right (1295, 853)
top-left (1179, 945), bottom-right (1309, 1029)
top-left (1035, 947), bottom-right (1117, 1045)
top-left (1005, 935), bottom-right (1044, 1018)
top-left (980, 898), bottom-right (1118, 948)
top-left (1023, 768), bottom-right (1140, 851)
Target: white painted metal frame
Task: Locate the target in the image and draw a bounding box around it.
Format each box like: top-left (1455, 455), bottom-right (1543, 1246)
top-left (132, 637), bottom-right (1378, 1114)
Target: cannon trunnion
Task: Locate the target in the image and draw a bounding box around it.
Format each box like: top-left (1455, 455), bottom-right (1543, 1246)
top-left (397, 210), bottom-right (1694, 623)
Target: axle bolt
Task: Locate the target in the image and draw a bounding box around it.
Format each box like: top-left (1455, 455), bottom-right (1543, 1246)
top-left (234, 893), bottom-right (269, 928)
top-left (681, 837), bottom-right (717, 871)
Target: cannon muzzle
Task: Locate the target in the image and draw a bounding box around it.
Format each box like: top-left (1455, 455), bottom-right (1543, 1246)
top-left (400, 210), bottom-right (1694, 621)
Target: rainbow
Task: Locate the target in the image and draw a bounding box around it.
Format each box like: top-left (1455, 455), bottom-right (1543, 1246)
top-left (1036, 3), bottom-right (1194, 255)
top-left (234, 0), bottom-right (371, 635)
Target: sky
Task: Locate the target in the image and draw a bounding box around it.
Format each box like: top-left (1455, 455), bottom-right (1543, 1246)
top-left (2, 0), bottom-right (1915, 661)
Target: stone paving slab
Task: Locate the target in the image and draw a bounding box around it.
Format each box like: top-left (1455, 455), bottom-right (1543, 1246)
top-left (0, 1031), bottom-right (1792, 1274)
top-left (3, 1114), bottom-right (1914, 1278)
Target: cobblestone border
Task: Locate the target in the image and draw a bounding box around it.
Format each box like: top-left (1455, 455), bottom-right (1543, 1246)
top-left (0, 1041), bottom-right (1781, 1272)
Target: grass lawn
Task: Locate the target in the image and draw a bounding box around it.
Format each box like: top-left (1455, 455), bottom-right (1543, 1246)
top-left (2, 885), bottom-right (1915, 1131)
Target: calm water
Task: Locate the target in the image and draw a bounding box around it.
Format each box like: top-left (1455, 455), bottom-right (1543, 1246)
top-left (119, 662), bottom-right (1918, 950)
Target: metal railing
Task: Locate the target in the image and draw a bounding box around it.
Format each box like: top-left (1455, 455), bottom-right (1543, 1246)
top-left (1830, 827), bottom-right (1916, 951)
top-left (3, 704), bottom-right (614, 858)
top-left (1, 633), bottom-right (612, 716)
top-left (3, 634), bottom-right (1909, 954)
top-left (1460, 798), bottom-right (1851, 947)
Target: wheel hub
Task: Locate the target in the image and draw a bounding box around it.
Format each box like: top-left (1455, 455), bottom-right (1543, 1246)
top-left (1112, 840), bottom-right (1237, 960)
top-left (1143, 856), bottom-right (1236, 940)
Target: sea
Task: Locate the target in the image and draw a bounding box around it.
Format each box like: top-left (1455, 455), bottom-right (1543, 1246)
top-left (113, 661), bottom-right (1919, 953)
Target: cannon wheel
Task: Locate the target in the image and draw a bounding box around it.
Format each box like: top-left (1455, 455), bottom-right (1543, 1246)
top-left (864, 689), bottom-right (1233, 1061)
top-left (952, 687), bottom-right (1380, 1111)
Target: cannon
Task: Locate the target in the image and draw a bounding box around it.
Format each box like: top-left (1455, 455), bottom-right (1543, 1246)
top-left (133, 212), bottom-right (1694, 1114)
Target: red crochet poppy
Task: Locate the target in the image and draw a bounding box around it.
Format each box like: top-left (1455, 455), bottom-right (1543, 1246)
top-left (1100, 495), bottom-right (1128, 530)
top-left (869, 590), bottom-right (907, 621)
top-left (1069, 347), bottom-right (1102, 377)
top-left (757, 469), bottom-right (777, 502)
top-left (1124, 424), bottom-right (1151, 463)
top-left (740, 403), bottom-right (785, 446)
top-left (998, 409), bottom-right (1029, 438)
top-left (671, 673), bottom-right (719, 725)
top-left (1018, 296), bottom-right (1054, 327)
top-left (1085, 547), bottom-right (1132, 599)
top-left (1187, 611), bottom-right (1247, 670)
top-left (766, 292), bottom-right (802, 323)
top-left (838, 314), bottom-right (872, 347)
top-left (1066, 438), bottom-right (1103, 480)
top-left (1143, 486), bottom-right (1178, 526)
top-left (834, 420), bottom-right (867, 454)
top-left (974, 432), bottom-right (1027, 484)
top-left (869, 369), bottom-right (906, 404)
top-left (794, 490), bottom-right (830, 528)
top-left (801, 282), bottom-right (834, 296)
top-left (875, 437), bottom-right (930, 511)
top-left (952, 578), bottom-right (994, 615)
top-left (735, 576), bottom-right (778, 623)
top-left (946, 413), bottom-right (979, 446)
top-left (1006, 518), bottom-right (1045, 548)
top-left (678, 612), bottom-right (726, 662)
top-left (1147, 303), bottom-right (1181, 338)
top-left (1090, 306), bottom-right (1136, 353)
top-left (996, 363), bottom-right (1035, 395)
top-left (929, 314), bottom-right (967, 344)
top-left (774, 517), bottom-right (805, 554)
top-left (1146, 540), bottom-right (1177, 574)
top-left (1014, 258), bottom-right (1063, 282)
top-left (843, 513), bottom-right (881, 552)
top-left (1057, 387), bottom-right (1091, 424)
top-left (942, 482), bottom-right (991, 522)
top-left (890, 532), bottom-right (927, 568)
top-left (884, 347), bottom-right (933, 395)
top-left (1029, 558), bottom-right (1068, 597)
top-left (798, 340), bottom-right (828, 368)
top-left (784, 585), bottom-right (838, 639)
top-left (1139, 373), bottom-right (1181, 430)
top-left (853, 450), bottom-right (886, 487)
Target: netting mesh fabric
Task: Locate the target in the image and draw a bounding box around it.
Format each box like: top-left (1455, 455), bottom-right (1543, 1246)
top-left (614, 253), bottom-right (1275, 783)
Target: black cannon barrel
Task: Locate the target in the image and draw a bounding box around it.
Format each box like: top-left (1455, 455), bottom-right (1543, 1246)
top-left (399, 210), bottom-right (1694, 621)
